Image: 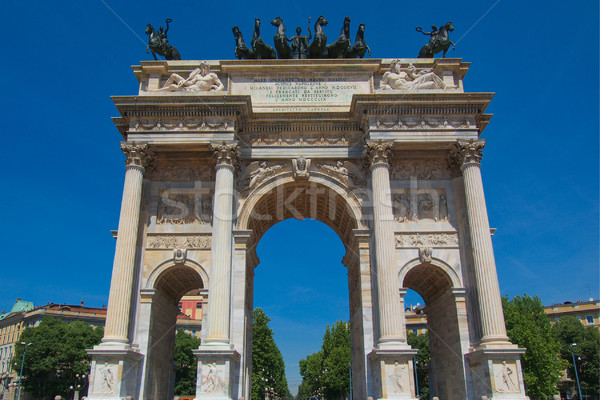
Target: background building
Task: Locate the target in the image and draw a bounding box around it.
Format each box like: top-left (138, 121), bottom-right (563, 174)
top-left (0, 293), bottom-right (203, 400)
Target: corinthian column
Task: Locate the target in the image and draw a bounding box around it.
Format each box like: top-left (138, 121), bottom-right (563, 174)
top-left (205, 142), bottom-right (239, 344)
top-left (449, 139), bottom-right (509, 346)
top-left (103, 144), bottom-right (154, 345)
top-left (364, 140), bottom-right (406, 347)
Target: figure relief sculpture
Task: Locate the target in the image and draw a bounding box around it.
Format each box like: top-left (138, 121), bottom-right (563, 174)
top-left (418, 193), bottom-right (434, 220)
top-left (419, 246), bottom-right (433, 263)
top-left (318, 161), bottom-right (365, 188)
top-left (345, 23), bottom-right (371, 58)
top-left (289, 17), bottom-right (312, 59)
top-left (392, 193), bottom-right (414, 222)
top-left (157, 192), bottom-right (198, 224)
top-left (100, 362), bottom-right (115, 393)
top-left (326, 16), bottom-right (351, 58)
top-left (416, 21), bottom-right (455, 58)
top-left (495, 361), bottom-right (518, 393)
top-left (388, 362), bottom-right (406, 392)
top-left (201, 363), bottom-right (225, 394)
top-left (145, 18), bottom-right (181, 60)
top-left (241, 161), bottom-right (284, 190)
top-left (271, 16), bottom-right (293, 59)
top-left (292, 157), bottom-right (311, 180)
top-left (438, 193), bottom-right (449, 221)
top-left (309, 16), bottom-right (329, 58)
top-left (152, 62), bottom-right (224, 92)
top-left (380, 60), bottom-right (446, 91)
top-left (232, 26), bottom-right (256, 59)
top-left (252, 18), bottom-right (277, 59)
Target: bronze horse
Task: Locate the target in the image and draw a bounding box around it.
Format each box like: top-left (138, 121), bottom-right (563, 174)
top-left (145, 20), bottom-right (181, 60)
top-left (252, 18), bottom-right (276, 59)
top-left (345, 23), bottom-right (370, 58)
top-left (417, 21), bottom-right (455, 58)
top-left (326, 16), bottom-right (351, 58)
top-left (309, 16), bottom-right (328, 58)
top-left (271, 16), bottom-right (293, 59)
top-left (232, 26), bottom-right (256, 59)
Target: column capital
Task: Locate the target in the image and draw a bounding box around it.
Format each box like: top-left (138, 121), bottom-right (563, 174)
top-left (121, 143), bottom-right (155, 170)
top-left (210, 141), bottom-right (240, 170)
top-left (363, 140), bottom-right (393, 168)
top-left (448, 138), bottom-right (486, 173)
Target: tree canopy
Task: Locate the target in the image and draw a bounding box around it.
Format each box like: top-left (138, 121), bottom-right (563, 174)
top-left (551, 315), bottom-right (599, 397)
top-left (173, 329), bottom-right (201, 396)
top-left (502, 294), bottom-right (565, 400)
top-left (12, 317), bottom-right (103, 399)
top-left (252, 308), bottom-right (291, 400)
top-left (297, 321), bottom-right (351, 400)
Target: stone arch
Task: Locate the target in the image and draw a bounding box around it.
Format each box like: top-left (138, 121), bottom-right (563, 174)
top-left (399, 258), bottom-right (468, 400)
top-left (147, 259), bottom-right (209, 303)
top-left (234, 173), bottom-right (373, 399)
top-left (237, 173), bottom-right (366, 248)
top-left (399, 257), bottom-right (461, 303)
top-left (140, 260), bottom-right (208, 400)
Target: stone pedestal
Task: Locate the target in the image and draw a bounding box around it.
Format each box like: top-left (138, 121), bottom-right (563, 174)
top-left (466, 349), bottom-right (529, 400)
top-left (86, 349), bottom-right (143, 400)
top-left (193, 346), bottom-right (240, 400)
top-left (369, 349), bottom-right (419, 400)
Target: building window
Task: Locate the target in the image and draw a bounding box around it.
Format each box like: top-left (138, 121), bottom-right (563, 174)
top-left (586, 315), bottom-right (594, 324)
top-left (178, 302), bottom-right (183, 308)
top-left (196, 303), bottom-right (202, 309)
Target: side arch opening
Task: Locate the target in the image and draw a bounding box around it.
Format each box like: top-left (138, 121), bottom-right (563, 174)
top-left (143, 263), bottom-right (206, 400)
top-left (401, 260), bottom-right (467, 400)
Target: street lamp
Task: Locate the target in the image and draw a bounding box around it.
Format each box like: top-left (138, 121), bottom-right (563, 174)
top-left (414, 357), bottom-right (420, 398)
top-left (16, 342), bottom-right (32, 400)
top-left (348, 362), bottom-right (352, 400)
top-left (70, 373), bottom-right (88, 400)
top-left (570, 343), bottom-right (583, 400)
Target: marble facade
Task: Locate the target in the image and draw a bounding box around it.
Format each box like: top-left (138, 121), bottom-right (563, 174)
top-left (87, 59), bottom-right (529, 400)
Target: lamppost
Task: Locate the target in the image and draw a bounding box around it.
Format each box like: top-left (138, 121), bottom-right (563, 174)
top-left (570, 343), bottom-right (583, 400)
top-left (348, 362), bottom-right (352, 400)
top-left (70, 373), bottom-right (88, 400)
top-left (16, 342), bottom-right (32, 400)
top-left (414, 357), bottom-right (420, 398)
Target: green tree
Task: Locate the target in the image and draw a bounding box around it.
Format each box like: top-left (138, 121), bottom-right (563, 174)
top-left (12, 317), bottom-right (103, 399)
top-left (407, 332), bottom-right (430, 400)
top-left (552, 316), bottom-right (599, 397)
top-left (173, 329), bottom-right (201, 396)
top-left (502, 294), bottom-right (565, 400)
top-left (298, 321), bottom-right (351, 400)
top-left (252, 308), bottom-right (291, 400)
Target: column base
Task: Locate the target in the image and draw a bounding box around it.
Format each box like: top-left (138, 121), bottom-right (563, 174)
top-left (86, 347), bottom-right (144, 400)
top-left (193, 344), bottom-right (240, 400)
top-left (465, 348), bottom-right (530, 400)
top-left (369, 348), bottom-right (419, 400)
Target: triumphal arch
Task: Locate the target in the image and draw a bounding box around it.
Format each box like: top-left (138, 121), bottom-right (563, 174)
top-left (87, 58), bottom-right (530, 400)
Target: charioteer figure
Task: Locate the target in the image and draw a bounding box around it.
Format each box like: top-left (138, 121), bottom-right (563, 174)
top-left (289, 17), bottom-right (312, 59)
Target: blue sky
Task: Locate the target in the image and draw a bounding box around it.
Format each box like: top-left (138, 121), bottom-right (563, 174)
top-left (1, 0), bottom-right (598, 395)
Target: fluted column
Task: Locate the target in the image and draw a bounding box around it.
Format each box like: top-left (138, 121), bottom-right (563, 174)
top-left (205, 142), bottom-right (239, 344)
top-left (103, 144), bottom-right (154, 344)
top-left (364, 140), bottom-right (406, 346)
top-left (449, 139), bottom-right (509, 345)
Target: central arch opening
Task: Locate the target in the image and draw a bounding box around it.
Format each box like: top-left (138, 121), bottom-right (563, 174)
top-left (240, 178), bottom-right (368, 399)
top-left (254, 219), bottom-right (349, 396)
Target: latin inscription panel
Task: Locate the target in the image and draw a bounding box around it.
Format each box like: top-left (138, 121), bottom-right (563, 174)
top-left (229, 72), bottom-right (372, 112)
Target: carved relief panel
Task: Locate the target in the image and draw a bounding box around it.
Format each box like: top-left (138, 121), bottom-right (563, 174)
top-left (157, 190), bottom-right (213, 225)
top-left (392, 188), bottom-right (449, 222)
top-left (390, 159), bottom-right (451, 181)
